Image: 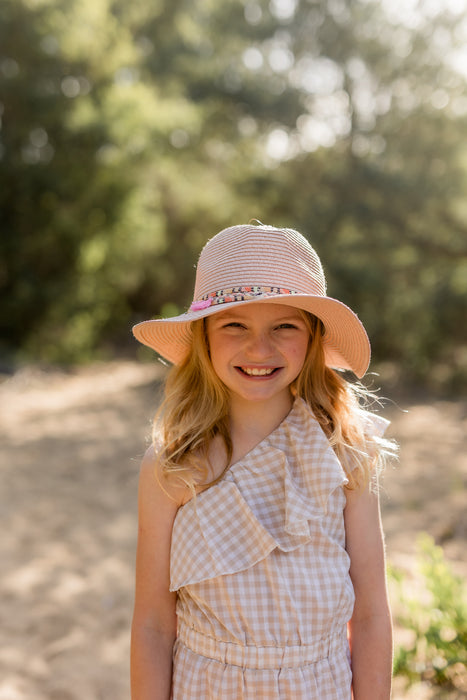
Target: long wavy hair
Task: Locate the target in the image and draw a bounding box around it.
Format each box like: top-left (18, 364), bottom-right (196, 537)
top-left (153, 312), bottom-right (396, 493)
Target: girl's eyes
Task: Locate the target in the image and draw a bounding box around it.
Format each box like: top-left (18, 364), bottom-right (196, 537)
top-left (223, 322), bottom-right (246, 329)
top-left (221, 322), bottom-right (299, 330)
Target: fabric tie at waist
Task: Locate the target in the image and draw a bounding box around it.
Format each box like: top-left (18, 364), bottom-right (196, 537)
top-left (178, 623), bottom-right (348, 670)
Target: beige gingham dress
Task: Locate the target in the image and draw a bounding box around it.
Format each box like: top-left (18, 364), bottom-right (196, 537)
top-left (169, 398), bottom-right (387, 699)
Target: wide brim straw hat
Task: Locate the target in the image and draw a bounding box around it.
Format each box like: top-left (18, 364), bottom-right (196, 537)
top-left (132, 224), bottom-right (371, 378)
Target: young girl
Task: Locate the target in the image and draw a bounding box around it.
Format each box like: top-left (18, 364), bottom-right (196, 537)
top-left (130, 223), bottom-right (395, 700)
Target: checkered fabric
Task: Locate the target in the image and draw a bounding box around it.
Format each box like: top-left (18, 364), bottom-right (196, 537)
top-left (169, 398), bottom-right (387, 699)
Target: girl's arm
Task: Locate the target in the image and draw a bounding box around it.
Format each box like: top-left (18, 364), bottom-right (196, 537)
top-left (130, 447), bottom-right (180, 700)
top-left (345, 482), bottom-right (393, 700)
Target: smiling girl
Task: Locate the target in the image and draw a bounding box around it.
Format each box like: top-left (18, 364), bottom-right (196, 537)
top-left (130, 223), bottom-right (396, 699)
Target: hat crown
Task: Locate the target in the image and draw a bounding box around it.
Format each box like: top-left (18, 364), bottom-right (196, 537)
top-left (193, 225), bottom-right (326, 301)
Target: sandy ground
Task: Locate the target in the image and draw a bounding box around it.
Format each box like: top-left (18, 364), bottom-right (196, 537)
top-left (0, 361), bottom-right (466, 700)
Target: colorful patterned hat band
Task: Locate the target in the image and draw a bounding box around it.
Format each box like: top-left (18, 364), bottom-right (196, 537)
top-left (190, 286), bottom-right (298, 311)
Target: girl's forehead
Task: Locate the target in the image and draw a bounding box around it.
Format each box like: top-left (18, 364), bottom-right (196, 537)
top-left (209, 303), bottom-right (304, 322)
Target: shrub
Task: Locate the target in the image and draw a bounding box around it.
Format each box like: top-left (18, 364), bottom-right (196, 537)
top-left (390, 534), bottom-right (467, 693)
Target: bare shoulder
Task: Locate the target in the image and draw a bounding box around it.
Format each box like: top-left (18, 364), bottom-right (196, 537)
top-left (138, 443), bottom-right (164, 491)
top-left (136, 446), bottom-right (177, 548)
top-left (138, 443), bottom-right (189, 511)
top-left (344, 476), bottom-right (382, 522)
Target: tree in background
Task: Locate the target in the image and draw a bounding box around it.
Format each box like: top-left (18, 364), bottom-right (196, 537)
top-left (0, 0), bottom-right (133, 360)
top-left (1, 0), bottom-right (466, 390)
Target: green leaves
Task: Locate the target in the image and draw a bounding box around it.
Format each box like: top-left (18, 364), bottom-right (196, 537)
top-left (1, 0), bottom-right (466, 387)
top-left (391, 535), bottom-right (467, 691)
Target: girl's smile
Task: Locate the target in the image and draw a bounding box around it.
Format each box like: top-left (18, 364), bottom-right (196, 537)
top-left (206, 303), bottom-right (310, 410)
top-left (238, 366), bottom-right (277, 376)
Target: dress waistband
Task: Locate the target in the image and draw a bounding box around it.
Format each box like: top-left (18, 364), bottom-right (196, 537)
top-left (177, 623), bottom-right (348, 670)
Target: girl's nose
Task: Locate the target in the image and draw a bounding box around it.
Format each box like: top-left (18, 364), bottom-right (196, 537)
top-left (245, 332), bottom-right (274, 358)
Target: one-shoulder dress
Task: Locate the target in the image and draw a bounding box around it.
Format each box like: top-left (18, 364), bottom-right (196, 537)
top-left (169, 398), bottom-right (388, 699)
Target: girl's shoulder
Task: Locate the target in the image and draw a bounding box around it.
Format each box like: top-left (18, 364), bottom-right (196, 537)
top-left (139, 443), bottom-right (191, 508)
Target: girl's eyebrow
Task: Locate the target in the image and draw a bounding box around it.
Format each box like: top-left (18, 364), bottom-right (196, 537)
top-left (211, 311), bottom-right (304, 324)
top-left (210, 312), bottom-right (241, 322)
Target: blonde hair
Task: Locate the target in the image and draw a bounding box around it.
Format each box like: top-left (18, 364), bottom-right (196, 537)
top-left (154, 314), bottom-right (396, 493)
top-left (293, 314), bottom-right (395, 489)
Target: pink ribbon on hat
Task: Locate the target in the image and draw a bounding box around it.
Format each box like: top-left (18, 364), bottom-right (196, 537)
top-left (190, 299), bottom-right (212, 311)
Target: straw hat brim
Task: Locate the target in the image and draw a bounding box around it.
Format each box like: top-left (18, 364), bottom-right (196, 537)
top-left (132, 294), bottom-right (370, 378)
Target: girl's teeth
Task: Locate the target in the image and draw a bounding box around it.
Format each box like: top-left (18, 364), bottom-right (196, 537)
top-left (242, 367), bottom-right (274, 376)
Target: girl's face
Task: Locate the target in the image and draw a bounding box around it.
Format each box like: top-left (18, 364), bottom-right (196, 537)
top-left (205, 303), bottom-right (310, 410)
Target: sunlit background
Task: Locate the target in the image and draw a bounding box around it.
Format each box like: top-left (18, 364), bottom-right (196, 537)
top-left (1, 0), bottom-right (466, 698)
top-left (1, 0), bottom-right (467, 390)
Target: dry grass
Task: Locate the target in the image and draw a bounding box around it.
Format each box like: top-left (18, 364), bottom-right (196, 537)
top-left (1, 362), bottom-right (466, 699)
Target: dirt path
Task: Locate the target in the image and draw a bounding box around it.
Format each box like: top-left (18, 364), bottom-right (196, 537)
top-left (1, 362), bottom-right (466, 699)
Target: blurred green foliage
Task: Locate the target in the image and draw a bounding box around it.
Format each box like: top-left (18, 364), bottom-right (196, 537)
top-left (1, 0), bottom-right (466, 390)
top-left (390, 534), bottom-right (467, 693)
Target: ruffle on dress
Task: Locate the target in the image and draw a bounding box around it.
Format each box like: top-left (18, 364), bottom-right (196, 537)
top-left (170, 398), bottom-right (352, 592)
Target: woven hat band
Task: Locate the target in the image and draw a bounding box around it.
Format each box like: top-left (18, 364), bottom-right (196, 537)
top-left (190, 286), bottom-right (298, 311)
top-left (193, 225), bottom-right (327, 301)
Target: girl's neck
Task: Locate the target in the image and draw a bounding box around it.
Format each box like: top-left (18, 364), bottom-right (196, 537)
top-left (228, 392), bottom-right (294, 465)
